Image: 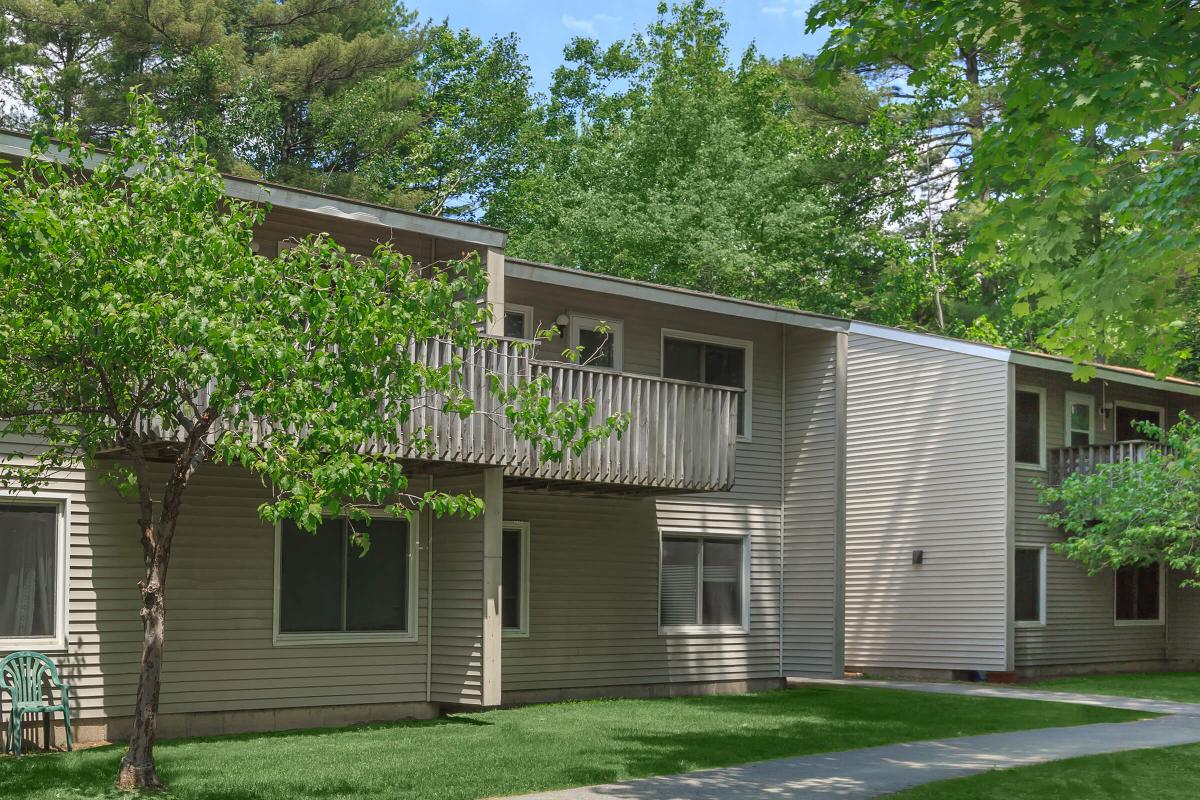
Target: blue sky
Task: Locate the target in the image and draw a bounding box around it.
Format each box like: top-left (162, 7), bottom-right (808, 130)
top-left (407, 1), bottom-right (829, 92)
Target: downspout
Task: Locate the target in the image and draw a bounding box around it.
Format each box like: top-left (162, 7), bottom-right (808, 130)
top-left (779, 328), bottom-right (787, 679)
top-left (425, 477), bottom-right (434, 704)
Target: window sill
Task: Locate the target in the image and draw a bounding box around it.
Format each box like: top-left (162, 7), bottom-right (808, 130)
top-left (1014, 620), bottom-right (1045, 629)
top-left (659, 625), bottom-right (748, 637)
top-left (1015, 462), bottom-right (1046, 471)
top-left (502, 629), bottom-right (529, 639)
top-left (0, 636), bottom-right (67, 653)
top-left (272, 631), bottom-right (417, 647)
top-left (1114, 619), bottom-right (1164, 627)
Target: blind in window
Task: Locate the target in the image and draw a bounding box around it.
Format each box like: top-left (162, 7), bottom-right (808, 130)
top-left (660, 538), bottom-right (699, 626)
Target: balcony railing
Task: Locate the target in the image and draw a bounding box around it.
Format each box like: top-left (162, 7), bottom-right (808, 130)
top-left (1047, 440), bottom-right (1164, 486)
top-left (403, 338), bottom-right (739, 493)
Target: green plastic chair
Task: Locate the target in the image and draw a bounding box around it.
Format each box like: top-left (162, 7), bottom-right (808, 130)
top-left (1, 651), bottom-right (73, 756)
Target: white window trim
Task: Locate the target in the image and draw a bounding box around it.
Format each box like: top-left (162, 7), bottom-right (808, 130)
top-left (1013, 543), bottom-right (1047, 628)
top-left (503, 303), bottom-right (534, 340)
top-left (1114, 563), bottom-right (1167, 627)
top-left (1114, 400), bottom-right (1166, 440)
top-left (660, 328), bottom-right (754, 441)
top-left (501, 521), bottom-right (531, 638)
top-left (0, 492), bottom-right (70, 652)
top-left (272, 511), bottom-right (420, 646)
top-left (567, 313), bottom-right (624, 371)
top-left (1015, 384), bottom-right (1047, 470)
top-left (1064, 391), bottom-right (1095, 447)
top-left (657, 529), bottom-right (750, 636)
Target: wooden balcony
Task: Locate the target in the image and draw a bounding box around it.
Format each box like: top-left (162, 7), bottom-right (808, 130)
top-left (135, 337), bottom-right (738, 494)
top-left (403, 338), bottom-right (740, 493)
top-left (1047, 440), bottom-right (1163, 486)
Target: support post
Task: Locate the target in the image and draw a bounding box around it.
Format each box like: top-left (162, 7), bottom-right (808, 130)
top-left (480, 466), bottom-right (504, 705)
top-left (485, 247), bottom-right (506, 337)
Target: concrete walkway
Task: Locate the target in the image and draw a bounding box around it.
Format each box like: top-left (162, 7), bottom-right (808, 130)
top-left (507, 680), bottom-right (1200, 799)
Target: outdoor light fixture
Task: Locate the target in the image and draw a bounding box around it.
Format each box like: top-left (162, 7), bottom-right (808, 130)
top-left (555, 312), bottom-right (570, 335)
top-left (912, 549), bottom-right (924, 565)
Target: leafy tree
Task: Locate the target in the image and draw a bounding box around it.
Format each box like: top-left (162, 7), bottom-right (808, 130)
top-left (0, 95), bottom-right (619, 789)
top-left (489, 0), bottom-right (922, 322)
top-left (1041, 416), bottom-right (1200, 586)
top-left (0, 0), bottom-right (425, 192)
top-left (809, 0), bottom-right (1200, 375)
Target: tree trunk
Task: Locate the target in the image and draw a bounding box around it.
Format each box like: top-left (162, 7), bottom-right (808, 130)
top-left (116, 431), bottom-right (207, 790)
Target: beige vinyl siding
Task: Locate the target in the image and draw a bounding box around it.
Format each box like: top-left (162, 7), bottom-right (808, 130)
top-left (501, 277), bottom-right (798, 689)
top-left (844, 334), bottom-right (1010, 672)
top-left (428, 472), bottom-right (490, 705)
top-left (781, 328), bottom-right (845, 677)
top-left (1168, 572), bottom-right (1200, 663)
top-left (1013, 366), bottom-right (1200, 669)
top-left (0, 453), bottom-right (432, 722)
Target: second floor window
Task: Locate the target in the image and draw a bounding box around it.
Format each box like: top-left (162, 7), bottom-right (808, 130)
top-left (1015, 387), bottom-right (1045, 468)
top-left (662, 333), bottom-right (751, 437)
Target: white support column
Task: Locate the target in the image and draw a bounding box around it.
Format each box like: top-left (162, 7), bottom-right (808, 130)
top-left (485, 246), bottom-right (506, 336)
top-left (480, 466), bottom-right (504, 705)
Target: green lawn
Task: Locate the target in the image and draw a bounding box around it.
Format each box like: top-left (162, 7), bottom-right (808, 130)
top-left (0, 685), bottom-right (1147, 800)
top-left (889, 742), bottom-right (1200, 799)
top-left (1028, 671), bottom-right (1200, 704)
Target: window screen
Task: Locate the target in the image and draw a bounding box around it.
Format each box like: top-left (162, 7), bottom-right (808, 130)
top-left (1015, 390), bottom-right (1042, 465)
top-left (660, 535), bottom-right (744, 628)
top-left (279, 517), bottom-right (409, 634)
top-left (0, 503), bottom-right (58, 639)
top-left (1115, 565), bottom-right (1160, 621)
top-left (663, 336), bottom-right (748, 435)
top-left (1014, 547), bottom-right (1043, 623)
top-left (502, 527), bottom-right (524, 630)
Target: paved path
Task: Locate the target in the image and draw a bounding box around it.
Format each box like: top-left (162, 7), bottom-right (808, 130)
top-left (506, 680), bottom-right (1200, 799)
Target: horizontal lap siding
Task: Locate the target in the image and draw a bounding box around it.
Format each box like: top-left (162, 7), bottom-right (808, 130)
top-left (1013, 367), bottom-right (1200, 668)
top-left (1, 454), bottom-right (430, 721)
top-left (429, 473), bottom-right (487, 705)
top-left (782, 328), bottom-right (843, 677)
top-left (845, 335), bottom-right (1009, 672)
top-left (502, 278), bottom-right (805, 689)
top-left (1168, 572), bottom-right (1200, 662)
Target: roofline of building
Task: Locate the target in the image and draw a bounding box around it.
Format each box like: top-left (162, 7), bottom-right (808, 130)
top-left (850, 321), bottom-right (1200, 397)
top-left (505, 257), bottom-right (851, 333)
top-left (0, 129), bottom-right (508, 249)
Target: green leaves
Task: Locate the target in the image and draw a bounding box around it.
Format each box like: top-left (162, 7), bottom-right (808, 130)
top-left (1041, 415), bottom-right (1200, 587)
top-left (0, 90), bottom-right (618, 553)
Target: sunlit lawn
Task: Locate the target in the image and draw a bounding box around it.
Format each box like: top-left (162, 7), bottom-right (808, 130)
top-left (0, 685), bottom-right (1147, 800)
top-left (1026, 671), bottom-right (1200, 704)
top-left (889, 741), bottom-right (1200, 800)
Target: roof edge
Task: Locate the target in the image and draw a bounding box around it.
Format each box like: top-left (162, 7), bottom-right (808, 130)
top-left (0, 129), bottom-right (507, 249)
top-left (505, 258), bottom-right (850, 333)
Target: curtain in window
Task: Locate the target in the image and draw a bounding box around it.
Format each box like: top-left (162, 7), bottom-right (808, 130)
top-left (0, 504), bottom-right (57, 638)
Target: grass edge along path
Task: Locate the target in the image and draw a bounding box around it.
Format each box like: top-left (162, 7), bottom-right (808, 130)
top-left (0, 684), bottom-right (1151, 800)
top-left (887, 739), bottom-right (1200, 800)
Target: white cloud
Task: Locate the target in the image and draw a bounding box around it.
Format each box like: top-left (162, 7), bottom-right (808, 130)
top-left (561, 13), bottom-right (619, 35)
top-left (762, 1), bottom-right (812, 19)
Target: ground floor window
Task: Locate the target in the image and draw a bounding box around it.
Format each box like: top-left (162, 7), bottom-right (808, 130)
top-left (660, 533), bottom-right (746, 631)
top-left (1115, 564), bottom-right (1162, 624)
top-left (1014, 545), bottom-right (1046, 625)
top-left (502, 522), bottom-right (530, 635)
top-left (0, 500), bottom-right (65, 646)
top-left (275, 516), bottom-right (414, 643)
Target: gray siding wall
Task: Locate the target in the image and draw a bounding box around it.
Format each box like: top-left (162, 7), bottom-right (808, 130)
top-left (781, 328), bottom-right (845, 676)
top-left (1013, 365), bottom-right (1200, 669)
top-left (0, 455), bottom-right (433, 722)
top-left (844, 333), bottom-right (1010, 672)
top-left (502, 276), bottom-right (841, 687)
top-left (429, 472), bottom-right (487, 705)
